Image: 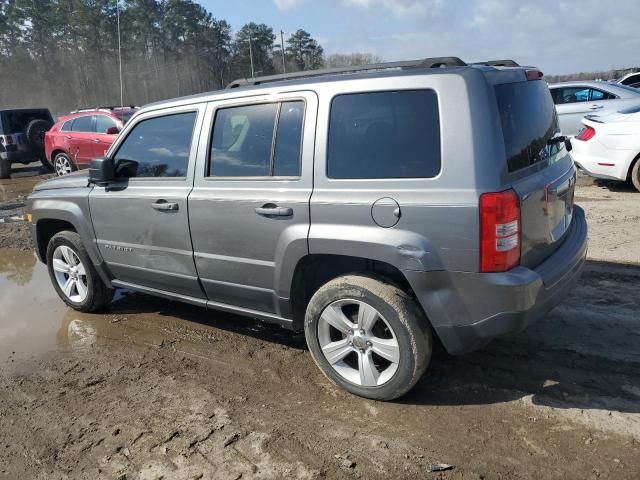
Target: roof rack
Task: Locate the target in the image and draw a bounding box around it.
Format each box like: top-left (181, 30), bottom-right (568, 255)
top-left (69, 105), bottom-right (138, 114)
top-left (226, 56), bottom-right (468, 89)
top-left (472, 59), bottom-right (520, 67)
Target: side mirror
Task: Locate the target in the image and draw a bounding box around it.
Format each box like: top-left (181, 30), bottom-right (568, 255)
top-left (89, 157), bottom-right (114, 185)
top-left (106, 126), bottom-right (120, 135)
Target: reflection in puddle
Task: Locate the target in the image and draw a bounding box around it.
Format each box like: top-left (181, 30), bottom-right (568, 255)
top-left (0, 247), bottom-right (303, 362)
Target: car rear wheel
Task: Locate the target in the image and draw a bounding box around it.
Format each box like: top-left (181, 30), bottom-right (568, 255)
top-left (631, 157), bottom-right (640, 193)
top-left (53, 152), bottom-right (76, 176)
top-left (304, 274), bottom-right (432, 400)
top-left (46, 231), bottom-right (113, 312)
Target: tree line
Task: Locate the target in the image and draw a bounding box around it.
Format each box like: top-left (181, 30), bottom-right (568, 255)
top-left (0, 0), bottom-right (377, 115)
top-left (546, 67), bottom-right (639, 84)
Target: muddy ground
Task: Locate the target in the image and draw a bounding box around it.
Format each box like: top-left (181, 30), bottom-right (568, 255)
top-left (0, 165), bottom-right (639, 479)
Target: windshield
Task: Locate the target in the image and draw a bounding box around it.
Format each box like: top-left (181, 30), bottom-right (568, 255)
top-left (495, 80), bottom-right (559, 172)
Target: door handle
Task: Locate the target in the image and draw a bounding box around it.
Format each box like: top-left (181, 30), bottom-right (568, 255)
top-left (254, 204), bottom-right (293, 217)
top-left (93, 138), bottom-right (101, 143)
top-left (589, 105), bottom-right (603, 110)
top-left (65, 135), bottom-right (72, 139)
top-left (151, 200), bottom-right (179, 211)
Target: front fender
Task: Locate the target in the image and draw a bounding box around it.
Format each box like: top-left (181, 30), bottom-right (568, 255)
top-left (30, 192), bottom-right (103, 268)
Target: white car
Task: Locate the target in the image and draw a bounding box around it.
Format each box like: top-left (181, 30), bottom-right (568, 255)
top-left (571, 106), bottom-right (640, 192)
top-left (549, 81), bottom-right (640, 136)
top-left (616, 72), bottom-right (640, 89)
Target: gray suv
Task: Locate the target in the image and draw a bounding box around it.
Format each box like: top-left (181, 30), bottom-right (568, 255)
top-left (27, 57), bottom-right (588, 400)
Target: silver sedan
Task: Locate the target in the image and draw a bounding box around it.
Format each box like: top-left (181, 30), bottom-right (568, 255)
top-left (549, 80), bottom-right (640, 135)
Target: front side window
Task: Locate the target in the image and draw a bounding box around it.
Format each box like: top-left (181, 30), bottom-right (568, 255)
top-left (209, 101), bottom-right (305, 177)
top-left (113, 112), bottom-right (196, 178)
top-left (71, 115), bottom-right (94, 132)
top-left (327, 90), bottom-right (441, 179)
top-left (96, 115), bottom-right (118, 133)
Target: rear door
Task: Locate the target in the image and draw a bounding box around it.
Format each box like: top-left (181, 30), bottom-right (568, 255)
top-left (188, 92), bottom-right (317, 315)
top-left (68, 115), bottom-right (96, 166)
top-left (89, 105), bottom-right (205, 298)
top-left (495, 78), bottom-right (576, 268)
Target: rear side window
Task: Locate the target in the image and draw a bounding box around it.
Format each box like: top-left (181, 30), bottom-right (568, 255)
top-left (60, 119), bottom-right (74, 131)
top-left (113, 112), bottom-right (196, 178)
top-left (209, 101), bottom-right (305, 177)
top-left (96, 115), bottom-right (117, 133)
top-left (71, 115), bottom-right (94, 132)
top-left (590, 89), bottom-right (615, 101)
top-left (327, 90), bottom-right (441, 179)
top-left (495, 80), bottom-right (559, 172)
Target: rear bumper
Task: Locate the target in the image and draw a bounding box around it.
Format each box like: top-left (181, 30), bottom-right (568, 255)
top-left (405, 206), bottom-right (588, 354)
top-left (571, 140), bottom-right (632, 181)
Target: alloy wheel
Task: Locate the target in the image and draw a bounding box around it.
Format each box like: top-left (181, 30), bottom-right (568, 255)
top-left (55, 155), bottom-right (72, 176)
top-left (317, 299), bottom-right (400, 387)
top-left (52, 245), bottom-right (88, 303)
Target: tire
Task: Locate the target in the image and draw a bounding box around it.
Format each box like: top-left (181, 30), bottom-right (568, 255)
top-left (53, 152), bottom-right (76, 176)
top-left (25, 119), bottom-right (52, 160)
top-left (0, 158), bottom-right (10, 179)
top-left (304, 274), bottom-right (432, 401)
top-left (46, 231), bottom-right (113, 312)
top-left (631, 158), bottom-right (640, 193)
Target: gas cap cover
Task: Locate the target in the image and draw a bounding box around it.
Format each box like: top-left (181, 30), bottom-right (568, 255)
top-left (371, 197), bottom-right (401, 228)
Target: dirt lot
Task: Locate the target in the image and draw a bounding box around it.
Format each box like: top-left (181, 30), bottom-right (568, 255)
top-left (1, 166), bottom-right (639, 479)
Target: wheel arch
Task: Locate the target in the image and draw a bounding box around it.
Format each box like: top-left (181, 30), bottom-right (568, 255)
top-left (288, 253), bottom-right (427, 332)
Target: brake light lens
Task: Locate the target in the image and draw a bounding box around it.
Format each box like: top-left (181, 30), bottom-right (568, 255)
top-left (525, 69), bottom-right (544, 80)
top-left (480, 189), bottom-right (521, 273)
top-left (3, 135), bottom-right (14, 145)
top-left (576, 126), bottom-right (596, 141)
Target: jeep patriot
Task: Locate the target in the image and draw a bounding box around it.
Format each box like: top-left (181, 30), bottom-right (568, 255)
top-left (27, 57), bottom-right (588, 400)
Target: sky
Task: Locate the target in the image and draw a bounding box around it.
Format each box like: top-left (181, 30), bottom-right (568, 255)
top-left (202, 0), bottom-right (639, 75)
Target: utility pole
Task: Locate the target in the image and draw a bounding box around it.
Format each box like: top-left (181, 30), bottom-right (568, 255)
top-left (280, 30), bottom-right (286, 73)
top-left (116, 0), bottom-right (124, 107)
top-left (248, 32), bottom-right (255, 78)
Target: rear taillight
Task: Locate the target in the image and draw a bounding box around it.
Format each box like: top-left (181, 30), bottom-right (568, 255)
top-left (480, 189), bottom-right (521, 273)
top-left (4, 135), bottom-right (14, 145)
top-left (576, 126), bottom-right (596, 141)
top-left (525, 69), bottom-right (544, 80)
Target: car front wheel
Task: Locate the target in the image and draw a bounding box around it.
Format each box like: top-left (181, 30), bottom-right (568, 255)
top-left (304, 274), bottom-right (432, 400)
top-left (46, 231), bottom-right (113, 312)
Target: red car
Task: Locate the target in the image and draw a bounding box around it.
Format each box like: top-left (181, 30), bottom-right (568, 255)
top-left (45, 106), bottom-right (138, 175)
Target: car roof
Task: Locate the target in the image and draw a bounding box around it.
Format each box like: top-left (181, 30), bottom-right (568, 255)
top-left (141, 63), bottom-right (532, 115)
top-left (0, 108), bottom-right (51, 113)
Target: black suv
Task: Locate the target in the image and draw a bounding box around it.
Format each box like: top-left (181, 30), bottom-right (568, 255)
top-left (0, 108), bottom-right (54, 178)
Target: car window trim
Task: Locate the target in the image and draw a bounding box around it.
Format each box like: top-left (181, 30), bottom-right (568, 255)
top-left (109, 109), bottom-right (199, 181)
top-left (205, 97), bottom-right (307, 181)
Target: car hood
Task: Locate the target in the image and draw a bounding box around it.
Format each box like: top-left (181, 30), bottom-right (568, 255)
top-left (32, 170), bottom-right (90, 192)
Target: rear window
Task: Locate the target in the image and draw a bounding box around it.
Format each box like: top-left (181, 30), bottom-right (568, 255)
top-left (495, 80), bottom-right (559, 172)
top-left (327, 90), bottom-right (441, 179)
top-left (0, 109), bottom-right (52, 134)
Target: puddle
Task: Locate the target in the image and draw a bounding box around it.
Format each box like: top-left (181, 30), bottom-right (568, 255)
top-left (0, 247), bottom-right (302, 362)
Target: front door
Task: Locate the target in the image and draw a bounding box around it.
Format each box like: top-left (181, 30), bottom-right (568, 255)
top-left (188, 92), bottom-right (317, 315)
top-left (93, 114), bottom-right (120, 158)
top-left (89, 105), bottom-right (205, 298)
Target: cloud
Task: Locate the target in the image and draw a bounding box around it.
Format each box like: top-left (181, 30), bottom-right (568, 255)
top-left (343, 0), bottom-right (444, 18)
top-left (331, 0), bottom-right (640, 75)
top-left (273, 0), bottom-right (306, 11)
